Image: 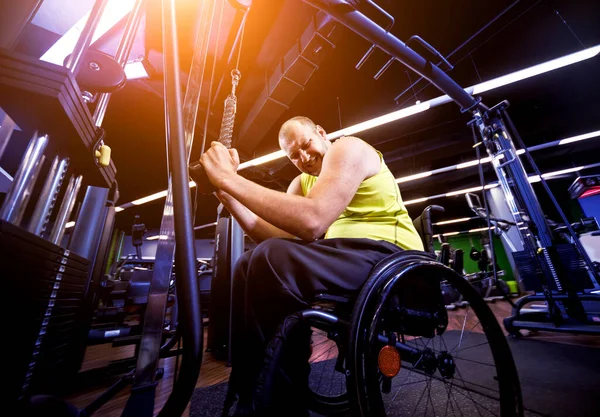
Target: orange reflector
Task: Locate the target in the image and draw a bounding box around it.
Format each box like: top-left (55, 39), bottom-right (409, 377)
top-left (378, 345), bottom-right (401, 377)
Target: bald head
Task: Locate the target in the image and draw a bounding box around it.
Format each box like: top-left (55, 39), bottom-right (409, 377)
top-left (278, 116), bottom-right (318, 147)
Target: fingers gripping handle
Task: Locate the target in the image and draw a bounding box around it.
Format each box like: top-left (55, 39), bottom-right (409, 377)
top-left (189, 70), bottom-right (241, 194)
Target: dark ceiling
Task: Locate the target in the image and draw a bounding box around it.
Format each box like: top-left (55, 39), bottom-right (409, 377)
top-left (6, 0), bottom-right (600, 240)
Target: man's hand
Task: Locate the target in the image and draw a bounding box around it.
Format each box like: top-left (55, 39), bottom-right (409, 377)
top-left (199, 142), bottom-right (240, 189)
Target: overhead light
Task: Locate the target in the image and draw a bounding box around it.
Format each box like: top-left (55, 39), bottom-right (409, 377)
top-left (238, 150), bottom-right (286, 170)
top-left (130, 189), bottom-right (168, 206)
top-left (434, 217), bottom-right (472, 226)
top-left (115, 206), bottom-right (124, 212)
top-left (65, 221), bottom-right (75, 228)
top-left (114, 46), bottom-right (600, 212)
top-left (396, 171), bottom-right (433, 183)
top-left (404, 197), bottom-right (429, 205)
top-left (558, 130), bottom-right (600, 145)
top-left (146, 234), bottom-right (167, 241)
top-left (468, 227), bottom-right (494, 233)
top-left (194, 222), bottom-right (218, 230)
top-left (456, 157), bottom-right (493, 169)
top-left (40, 0), bottom-right (136, 66)
top-left (326, 102), bottom-right (432, 140)
top-left (395, 129), bottom-right (598, 184)
top-left (433, 227), bottom-right (495, 239)
top-left (445, 184), bottom-right (498, 197)
top-left (471, 45), bottom-right (600, 95)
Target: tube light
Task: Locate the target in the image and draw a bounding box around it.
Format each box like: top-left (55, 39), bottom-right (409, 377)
top-left (445, 184), bottom-right (498, 197)
top-left (403, 197), bottom-right (429, 205)
top-left (146, 234), bottom-right (167, 241)
top-left (238, 150), bottom-right (286, 170)
top-left (395, 129), bottom-right (598, 184)
top-left (558, 130), bottom-right (600, 145)
top-left (471, 45), bottom-right (600, 95)
top-left (396, 171), bottom-right (433, 183)
top-left (434, 217), bottom-right (472, 226)
top-left (326, 102), bottom-right (432, 140)
top-left (194, 222), bottom-right (218, 230)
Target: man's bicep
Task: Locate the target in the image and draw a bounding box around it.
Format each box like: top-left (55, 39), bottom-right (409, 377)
top-left (307, 141), bottom-right (368, 214)
top-left (286, 175), bottom-right (304, 196)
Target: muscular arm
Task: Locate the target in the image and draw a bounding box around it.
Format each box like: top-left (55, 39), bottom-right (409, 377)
top-left (214, 176), bottom-right (302, 243)
top-left (205, 137), bottom-right (380, 241)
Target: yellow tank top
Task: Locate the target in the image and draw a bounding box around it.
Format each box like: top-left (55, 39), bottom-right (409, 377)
top-left (300, 145), bottom-right (424, 251)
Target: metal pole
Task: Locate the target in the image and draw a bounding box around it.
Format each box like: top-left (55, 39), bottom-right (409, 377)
top-left (122, 1), bottom-right (201, 415)
top-left (64, 0), bottom-right (109, 77)
top-left (0, 133), bottom-right (49, 225)
top-left (93, 0), bottom-right (147, 127)
top-left (49, 174), bottom-right (83, 245)
top-left (27, 156), bottom-right (70, 237)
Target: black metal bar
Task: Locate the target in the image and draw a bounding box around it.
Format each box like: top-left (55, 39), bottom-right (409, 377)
top-left (156, 0), bottom-right (202, 415)
top-left (304, 0), bottom-right (479, 112)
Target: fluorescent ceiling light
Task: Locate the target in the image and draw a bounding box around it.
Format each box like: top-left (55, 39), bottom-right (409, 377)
top-left (146, 234), bottom-right (167, 241)
top-left (396, 171), bottom-right (433, 183)
top-left (445, 184), bottom-right (498, 197)
top-left (468, 227), bottom-right (493, 233)
top-left (194, 222), bottom-right (218, 230)
top-left (472, 45), bottom-right (600, 95)
top-left (40, 0), bottom-right (136, 66)
top-left (130, 189), bottom-right (168, 206)
top-left (238, 150), bottom-right (286, 170)
top-left (404, 197), bottom-right (429, 205)
top-left (65, 221), bottom-right (75, 229)
top-left (434, 217), bottom-right (472, 226)
top-left (396, 129), bottom-right (598, 184)
top-left (441, 231), bottom-right (460, 237)
top-left (326, 102), bottom-right (432, 140)
top-left (559, 130), bottom-right (600, 145)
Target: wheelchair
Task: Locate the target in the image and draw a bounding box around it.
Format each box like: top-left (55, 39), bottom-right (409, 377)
top-left (279, 205), bottom-right (524, 416)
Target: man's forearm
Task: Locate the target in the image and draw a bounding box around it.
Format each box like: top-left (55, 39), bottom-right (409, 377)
top-left (215, 191), bottom-right (297, 243)
top-left (219, 174), bottom-right (324, 240)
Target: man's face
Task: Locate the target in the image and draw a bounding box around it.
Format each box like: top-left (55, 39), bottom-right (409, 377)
top-left (280, 123), bottom-right (329, 176)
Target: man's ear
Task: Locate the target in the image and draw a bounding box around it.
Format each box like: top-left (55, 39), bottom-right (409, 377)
top-left (316, 124), bottom-right (327, 139)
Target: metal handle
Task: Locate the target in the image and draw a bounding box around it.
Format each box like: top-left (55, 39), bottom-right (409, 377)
top-left (406, 35), bottom-right (454, 71)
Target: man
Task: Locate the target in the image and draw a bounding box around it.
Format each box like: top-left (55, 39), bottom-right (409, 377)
top-left (199, 116), bottom-right (423, 416)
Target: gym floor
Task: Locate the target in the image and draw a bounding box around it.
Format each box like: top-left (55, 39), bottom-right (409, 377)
top-left (64, 299), bottom-right (600, 417)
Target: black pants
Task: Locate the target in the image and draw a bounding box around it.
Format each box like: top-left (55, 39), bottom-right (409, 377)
top-left (227, 237), bottom-right (402, 415)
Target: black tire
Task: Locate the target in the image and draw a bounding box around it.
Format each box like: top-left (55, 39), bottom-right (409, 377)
top-left (306, 319), bottom-right (350, 416)
top-left (347, 254), bottom-right (523, 417)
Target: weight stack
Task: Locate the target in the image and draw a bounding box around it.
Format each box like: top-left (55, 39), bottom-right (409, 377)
top-left (1, 220), bottom-right (91, 406)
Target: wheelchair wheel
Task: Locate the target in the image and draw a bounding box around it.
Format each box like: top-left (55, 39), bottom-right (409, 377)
top-left (307, 319), bottom-right (349, 416)
top-left (347, 255), bottom-right (523, 417)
